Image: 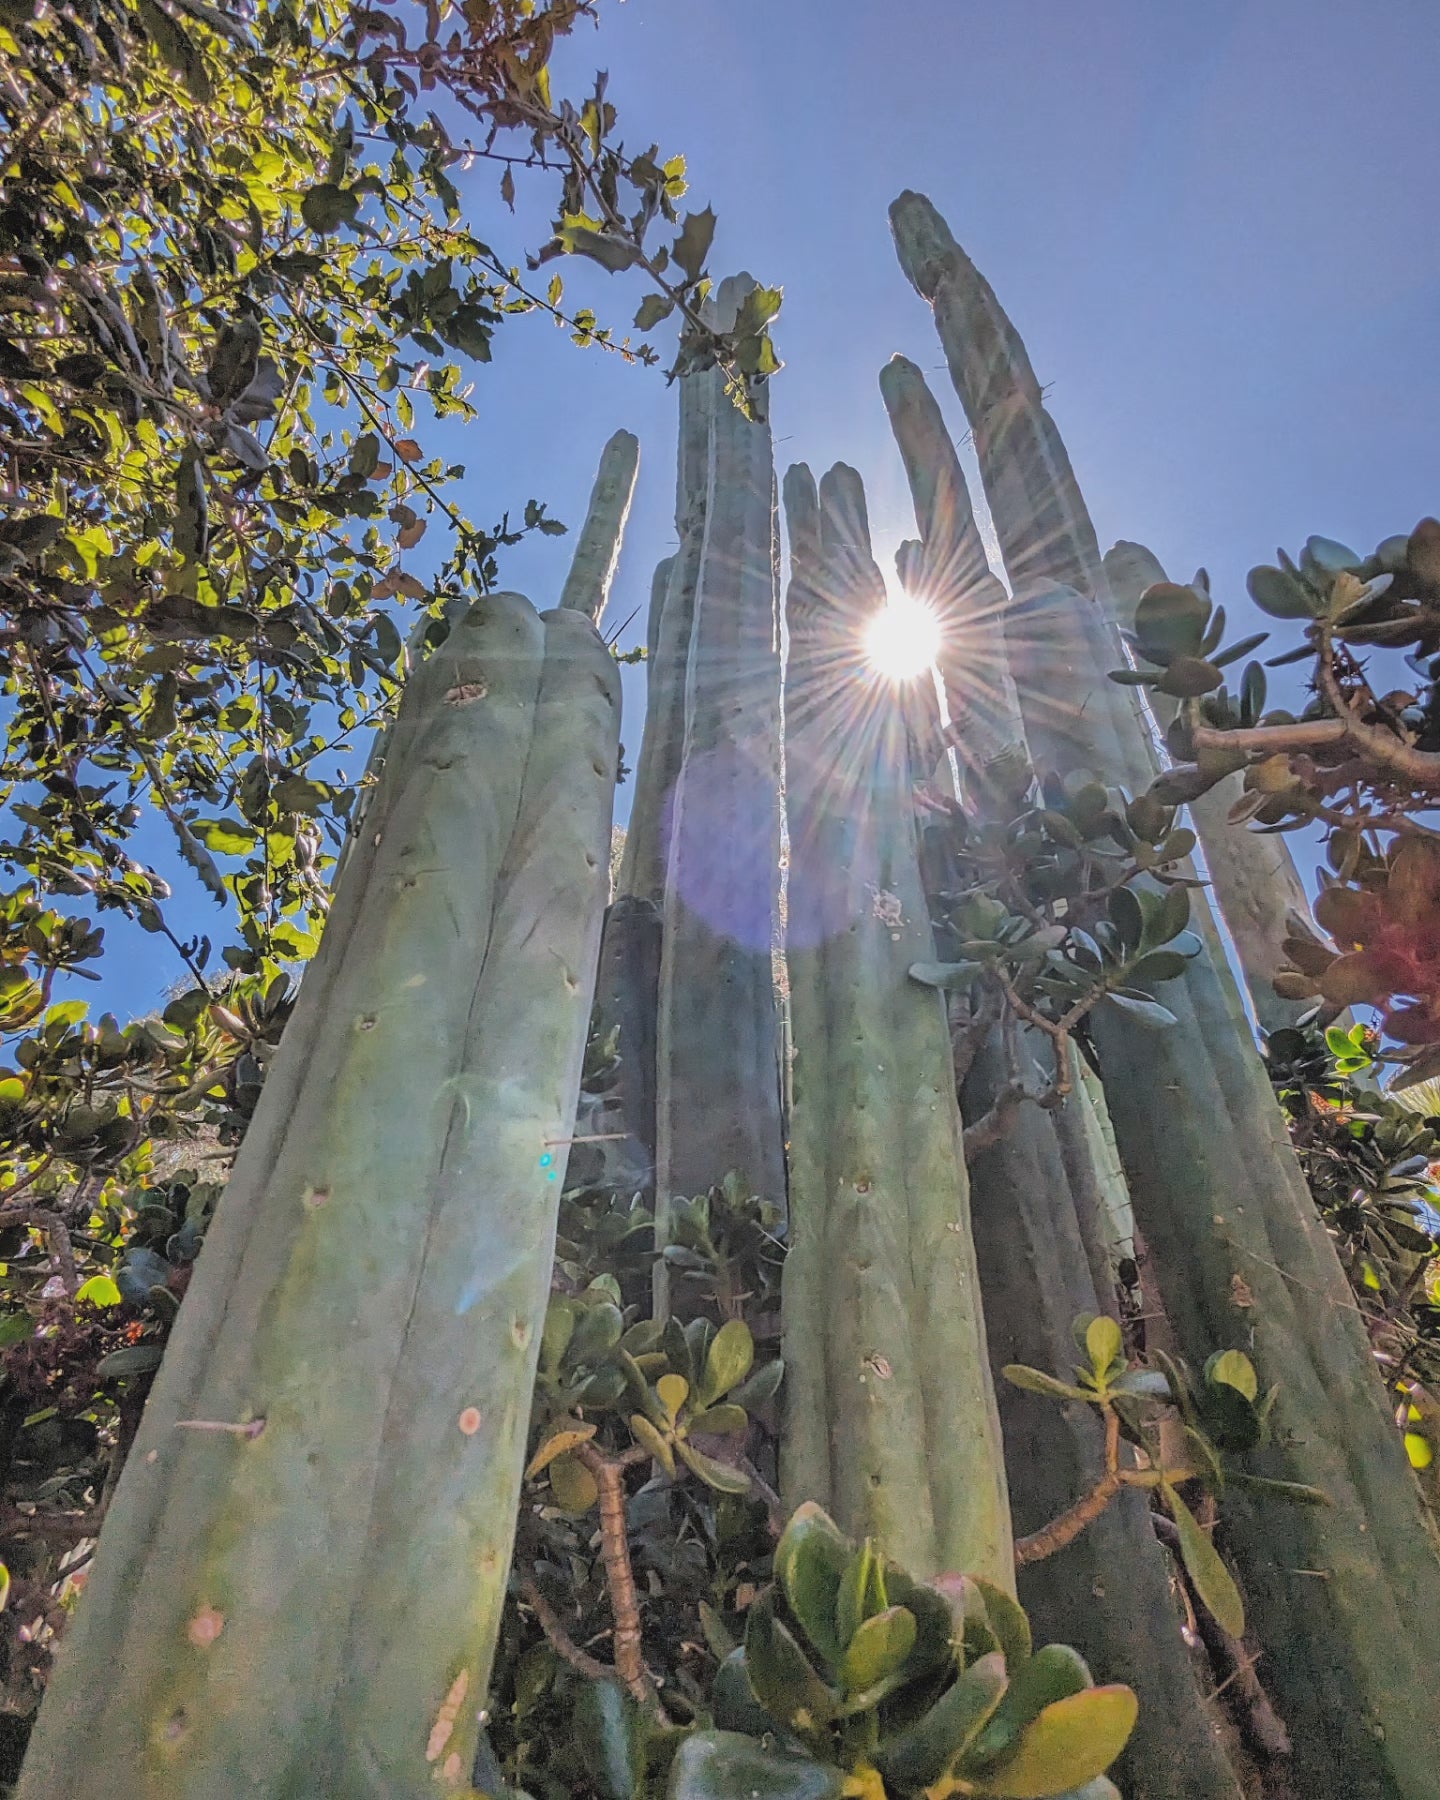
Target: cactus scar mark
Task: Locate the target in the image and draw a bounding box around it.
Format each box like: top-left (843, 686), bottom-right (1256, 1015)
top-left (425, 1667), bottom-right (469, 1763)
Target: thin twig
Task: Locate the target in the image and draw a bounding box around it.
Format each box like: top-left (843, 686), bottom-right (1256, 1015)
top-left (519, 1577), bottom-right (610, 1684)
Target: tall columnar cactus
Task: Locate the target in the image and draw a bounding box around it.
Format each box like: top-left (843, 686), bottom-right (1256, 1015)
top-left (884, 363), bottom-right (1241, 1797)
top-left (879, 353), bottom-right (1014, 750)
top-left (892, 187), bottom-right (1440, 1798)
top-left (780, 458), bottom-right (1012, 1589)
top-left (558, 428), bottom-right (640, 624)
top-left (19, 474), bottom-right (627, 1798)
top-left (654, 274), bottom-right (787, 1245)
top-left (1104, 539), bottom-right (1314, 1035)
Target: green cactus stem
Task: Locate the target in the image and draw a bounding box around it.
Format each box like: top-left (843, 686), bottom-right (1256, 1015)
top-left (879, 353), bottom-right (1015, 756)
top-left (558, 428), bottom-right (640, 625)
top-left (654, 274), bottom-right (787, 1289)
top-left (617, 350), bottom-right (714, 906)
top-left (1103, 540), bottom-right (1315, 1035)
top-left (961, 1033), bottom-right (1245, 1800)
top-left (780, 457), bottom-right (1012, 1589)
top-left (20, 586), bottom-right (622, 1791)
top-left (891, 185), bottom-right (1440, 1796)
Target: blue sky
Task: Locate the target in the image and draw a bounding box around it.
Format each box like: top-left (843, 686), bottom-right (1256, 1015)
top-left (96, 0), bottom-right (1440, 1016)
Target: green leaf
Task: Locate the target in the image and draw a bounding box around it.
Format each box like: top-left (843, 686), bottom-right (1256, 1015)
top-left (873, 1651), bottom-right (1008, 1790)
top-left (634, 294), bottom-right (675, 331)
top-left (657, 1371), bottom-right (690, 1421)
top-left (710, 1647), bottom-right (780, 1737)
top-left (834, 1538), bottom-right (886, 1651)
top-left (1204, 1349), bottom-right (1258, 1403)
top-left (191, 818), bottom-right (256, 856)
top-left (1105, 992), bottom-right (1177, 1029)
top-left (75, 1274), bottom-right (123, 1308)
top-left (675, 1438), bottom-right (751, 1493)
top-left (95, 1343), bottom-right (164, 1378)
top-left (838, 1605), bottom-right (916, 1696)
top-left (1162, 1482), bottom-right (1245, 1638)
top-left (672, 207), bottom-right (717, 282)
top-left (966, 1578), bottom-right (1032, 1671)
top-left (744, 1592), bottom-right (840, 1732)
top-left (1002, 1365), bottom-right (1095, 1405)
top-left (909, 959), bottom-right (981, 991)
top-left (547, 1451), bottom-right (600, 1514)
top-left (575, 1679), bottom-right (645, 1800)
top-left (775, 1501), bottom-right (850, 1665)
top-left (666, 1731), bottom-right (842, 1800)
top-left (1131, 582), bottom-right (1208, 665)
top-left (687, 1403), bottom-right (748, 1437)
top-left (700, 1317), bottom-right (754, 1405)
top-left (1084, 1316), bottom-right (1123, 1377)
top-left (1247, 564), bottom-right (1315, 619)
top-left (966, 1644), bottom-right (1093, 1770)
top-left (967, 1686), bottom-right (1138, 1798)
top-left (1225, 1472), bottom-right (1330, 1507)
top-left (629, 1414), bottom-right (676, 1478)
top-left (301, 183), bottom-right (359, 233)
top-left (0, 1314), bottom-right (32, 1350)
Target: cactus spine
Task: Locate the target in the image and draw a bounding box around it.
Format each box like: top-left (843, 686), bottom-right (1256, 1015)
top-left (892, 187), bottom-right (1440, 1798)
top-left (780, 459), bottom-right (1012, 1587)
top-left (20, 472), bottom-right (626, 1799)
top-left (1103, 539), bottom-right (1315, 1034)
top-left (884, 360), bottom-right (1241, 1798)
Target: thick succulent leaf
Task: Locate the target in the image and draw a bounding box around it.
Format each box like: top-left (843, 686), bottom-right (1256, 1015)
top-left (874, 1651), bottom-right (1008, 1791)
top-left (965, 1578), bottom-right (1032, 1672)
top-left (711, 1648), bottom-right (785, 1738)
top-left (775, 1502), bottom-right (850, 1665)
top-left (838, 1605), bottom-right (917, 1696)
top-left (666, 1731), bottom-right (842, 1800)
top-left (700, 1318), bottom-right (754, 1405)
top-left (1247, 563), bottom-right (1316, 618)
top-left (966, 1688), bottom-right (1138, 1799)
top-left (744, 1594), bottom-right (840, 1731)
top-left (575, 1679), bottom-right (646, 1800)
top-left (1162, 1482), bottom-right (1245, 1638)
top-left (1002, 1365), bottom-right (1095, 1405)
top-left (1132, 582), bottom-right (1209, 665)
top-left (675, 1439), bottom-right (751, 1493)
top-left (966, 1645), bottom-right (1093, 1771)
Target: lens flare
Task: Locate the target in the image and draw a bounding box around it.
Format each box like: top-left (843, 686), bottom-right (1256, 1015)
top-left (864, 593), bottom-right (941, 681)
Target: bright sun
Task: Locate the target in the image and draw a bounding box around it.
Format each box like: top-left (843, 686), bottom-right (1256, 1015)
top-left (865, 594), bottom-right (942, 681)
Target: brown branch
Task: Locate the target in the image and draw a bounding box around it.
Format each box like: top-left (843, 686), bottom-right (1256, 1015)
top-left (1192, 633), bottom-right (1440, 792)
top-left (1015, 1408), bottom-right (1126, 1566)
top-left (0, 1205), bottom-right (78, 1294)
top-left (575, 1443), bottom-right (654, 1707)
top-left (518, 1577), bottom-right (610, 1684)
top-left (1192, 719), bottom-right (1346, 759)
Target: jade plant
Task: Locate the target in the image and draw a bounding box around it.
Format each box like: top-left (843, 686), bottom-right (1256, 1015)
top-left (673, 1502), bottom-right (1137, 1799)
top-left (1005, 1315), bottom-right (1328, 1639)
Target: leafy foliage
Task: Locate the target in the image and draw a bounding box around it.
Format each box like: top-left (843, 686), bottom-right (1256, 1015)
top-left (911, 748), bottom-right (1200, 1131)
top-left (1111, 520), bottom-right (1440, 1078)
top-left (1006, 1315), bottom-right (1327, 1642)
